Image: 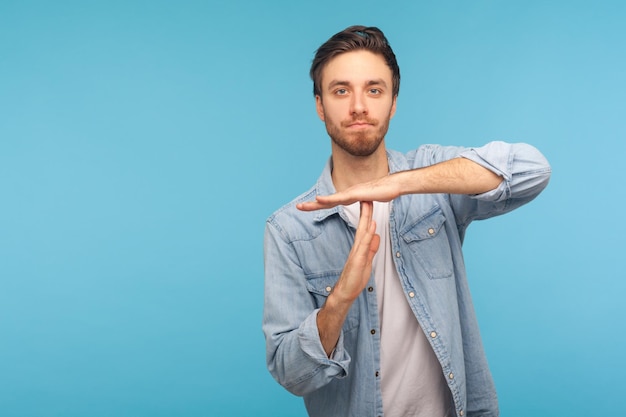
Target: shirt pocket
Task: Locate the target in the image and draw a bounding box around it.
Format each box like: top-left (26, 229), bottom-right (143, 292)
top-left (305, 274), bottom-right (359, 332)
top-left (399, 206), bottom-right (454, 279)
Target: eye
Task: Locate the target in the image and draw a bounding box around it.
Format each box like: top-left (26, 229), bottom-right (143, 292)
top-left (369, 88), bottom-right (381, 95)
top-left (335, 88), bottom-right (348, 95)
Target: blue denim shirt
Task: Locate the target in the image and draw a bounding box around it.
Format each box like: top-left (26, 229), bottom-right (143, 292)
top-left (263, 142), bottom-right (551, 417)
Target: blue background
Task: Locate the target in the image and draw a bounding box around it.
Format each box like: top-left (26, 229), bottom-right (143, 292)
top-left (1, 1), bottom-right (624, 416)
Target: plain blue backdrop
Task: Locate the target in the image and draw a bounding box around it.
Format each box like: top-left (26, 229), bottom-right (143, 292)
top-left (1, 1), bottom-right (624, 416)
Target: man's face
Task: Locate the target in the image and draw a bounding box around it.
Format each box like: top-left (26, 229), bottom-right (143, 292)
top-left (316, 50), bottom-right (397, 158)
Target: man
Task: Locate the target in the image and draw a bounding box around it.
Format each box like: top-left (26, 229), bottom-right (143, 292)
top-left (263, 25), bottom-right (550, 417)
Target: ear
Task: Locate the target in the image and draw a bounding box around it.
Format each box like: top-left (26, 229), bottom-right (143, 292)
top-left (315, 95), bottom-right (325, 121)
top-left (389, 95), bottom-right (398, 119)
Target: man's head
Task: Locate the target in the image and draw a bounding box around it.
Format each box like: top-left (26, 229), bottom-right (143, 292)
top-left (310, 26), bottom-right (400, 99)
top-left (311, 26), bottom-right (400, 158)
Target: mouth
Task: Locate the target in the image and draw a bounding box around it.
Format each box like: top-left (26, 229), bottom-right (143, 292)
top-left (346, 121), bottom-right (373, 129)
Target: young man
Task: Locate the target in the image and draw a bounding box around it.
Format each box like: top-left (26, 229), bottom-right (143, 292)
top-left (263, 26), bottom-right (550, 417)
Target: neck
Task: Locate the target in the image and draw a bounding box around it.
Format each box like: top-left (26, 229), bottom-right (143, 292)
top-left (330, 142), bottom-right (389, 192)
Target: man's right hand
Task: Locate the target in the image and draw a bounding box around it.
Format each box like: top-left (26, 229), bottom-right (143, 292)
top-left (316, 201), bottom-right (380, 357)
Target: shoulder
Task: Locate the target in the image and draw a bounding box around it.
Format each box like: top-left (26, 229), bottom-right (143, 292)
top-left (265, 186), bottom-right (322, 242)
top-left (266, 157), bottom-right (338, 242)
top-left (267, 186), bottom-right (315, 223)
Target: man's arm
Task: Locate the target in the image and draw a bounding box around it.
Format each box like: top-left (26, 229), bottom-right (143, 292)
top-left (297, 157), bottom-right (502, 211)
top-left (317, 201), bottom-right (379, 356)
top-left (263, 215), bottom-right (353, 396)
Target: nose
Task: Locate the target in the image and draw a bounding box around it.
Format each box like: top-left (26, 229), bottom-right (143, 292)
top-left (350, 91), bottom-right (368, 116)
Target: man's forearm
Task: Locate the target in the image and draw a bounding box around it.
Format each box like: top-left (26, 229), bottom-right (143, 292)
top-left (395, 157), bottom-right (502, 196)
top-left (317, 293), bottom-right (352, 357)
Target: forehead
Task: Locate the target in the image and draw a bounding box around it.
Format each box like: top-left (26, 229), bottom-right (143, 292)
top-left (321, 50), bottom-right (392, 87)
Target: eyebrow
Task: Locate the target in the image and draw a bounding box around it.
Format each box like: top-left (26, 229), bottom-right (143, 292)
top-left (327, 78), bottom-right (388, 90)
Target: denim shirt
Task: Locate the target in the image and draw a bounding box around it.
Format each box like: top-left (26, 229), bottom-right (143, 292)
top-left (263, 142), bottom-right (551, 417)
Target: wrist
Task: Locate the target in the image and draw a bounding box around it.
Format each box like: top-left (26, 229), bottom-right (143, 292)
top-left (392, 170), bottom-right (421, 196)
top-left (324, 286), bottom-right (354, 316)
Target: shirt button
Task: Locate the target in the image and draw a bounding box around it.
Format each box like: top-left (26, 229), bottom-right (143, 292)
top-left (395, 251), bottom-right (401, 258)
top-left (459, 411), bottom-right (464, 416)
top-left (428, 228), bottom-right (435, 235)
top-left (325, 286), bottom-right (332, 293)
top-left (408, 291), bottom-right (415, 298)
top-left (430, 331), bottom-right (437, 338)
top-left (449, 372), bottom-right (454, 379)
top-left (371, 329), bottom-right (376, 335)
top-left (368, 286), bottom-right (374, 292)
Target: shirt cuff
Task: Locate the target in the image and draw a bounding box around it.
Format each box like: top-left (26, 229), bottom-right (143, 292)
top-left (459, 142), bottom-right (512, 202)
top-left (298, 309), bottom-right (351, 378)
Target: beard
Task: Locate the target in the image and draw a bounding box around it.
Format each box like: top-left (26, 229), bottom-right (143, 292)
top-left (324, 114), bottom-right (391, 157)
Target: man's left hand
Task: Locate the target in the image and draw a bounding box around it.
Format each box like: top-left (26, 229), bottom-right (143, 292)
top-left (296, 175), bottom-right (401, 211)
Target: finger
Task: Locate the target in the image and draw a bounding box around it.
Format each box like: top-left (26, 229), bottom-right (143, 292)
top-left (353, 202), bottom-right (375, 246)
top-left (296, 195), bottom-right (343, 211)
top-left (296, 201), bottom-right (324, 211)
top-left (357, 201), bottom-right (374, 232)
top-left (315, 193), bottom-right (354, 206)
top-left (369, 232), bottom-right (381, 258)
top-left (353, 218), bottom-right (380, 271)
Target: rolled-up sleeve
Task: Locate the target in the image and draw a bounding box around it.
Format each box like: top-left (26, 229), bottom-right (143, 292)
top-left (459, 141), bottom-right (551, 203)
top-left (263, 220), bottom-right (351, 396)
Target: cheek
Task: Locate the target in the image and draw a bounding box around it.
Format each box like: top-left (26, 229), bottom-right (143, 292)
top-left (322, 103), bottom-right (345, 122)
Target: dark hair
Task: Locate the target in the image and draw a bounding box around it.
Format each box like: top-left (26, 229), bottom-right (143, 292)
top-left (310, 25), bottom-right (400, 98)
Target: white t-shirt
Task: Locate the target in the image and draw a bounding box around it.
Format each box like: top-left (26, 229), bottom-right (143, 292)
top-left (344, 202), bottom-right (455, 417)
